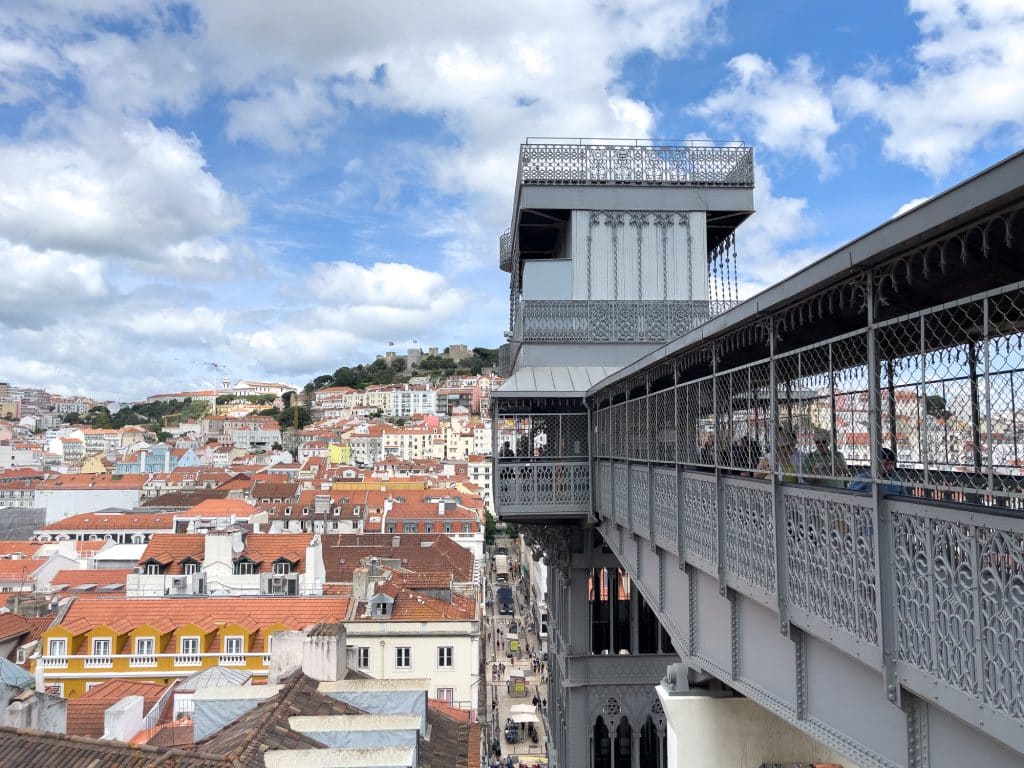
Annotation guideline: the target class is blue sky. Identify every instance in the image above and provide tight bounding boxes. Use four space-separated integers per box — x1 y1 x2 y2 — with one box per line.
2 0 1023 401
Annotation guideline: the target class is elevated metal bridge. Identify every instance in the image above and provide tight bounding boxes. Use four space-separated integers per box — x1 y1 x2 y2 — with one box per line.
493 142 1024 767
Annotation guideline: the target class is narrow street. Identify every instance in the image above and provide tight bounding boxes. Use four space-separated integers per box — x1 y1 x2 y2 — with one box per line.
483 536 549 768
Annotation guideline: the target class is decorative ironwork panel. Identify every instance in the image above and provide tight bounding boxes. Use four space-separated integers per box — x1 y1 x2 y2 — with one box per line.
784 491 878 645
613 462 629 526
516 300 712 344
723 482 776 597
978 526 1024 720
518 142 755 187
652 468 678 552
631 463 650 537
599 461 612 517
494 460 590 512
498 343 511 378
499 228 512 272
893 507 1024 723
681 473 717 568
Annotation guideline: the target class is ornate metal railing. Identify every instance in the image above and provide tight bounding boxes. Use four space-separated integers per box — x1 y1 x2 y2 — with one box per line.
518 142 754 187
499 228 513 272
513 300 735 344
585 197 1024 751
498 343 512 378
495 460 590 516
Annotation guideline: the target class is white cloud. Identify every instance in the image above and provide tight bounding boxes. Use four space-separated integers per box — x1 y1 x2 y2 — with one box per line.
226 79 338 151
0 240 108 328
892 196 931 218
0 117 246 273
734 165 819 295
692 53 839 174
0 0 729 398
835 0 1024 177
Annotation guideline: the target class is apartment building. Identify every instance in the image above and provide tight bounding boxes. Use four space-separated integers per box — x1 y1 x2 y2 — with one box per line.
35 594 350 698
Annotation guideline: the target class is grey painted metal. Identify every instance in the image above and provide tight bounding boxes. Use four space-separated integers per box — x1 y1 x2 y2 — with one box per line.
586 148 1024 394
500 228 512 272
518 142 754 187
493 145 1024 767
515 300 718 344
497 365 621 398
495 460 590 517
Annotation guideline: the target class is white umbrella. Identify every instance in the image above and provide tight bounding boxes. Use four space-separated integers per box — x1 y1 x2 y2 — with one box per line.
510 712 541 724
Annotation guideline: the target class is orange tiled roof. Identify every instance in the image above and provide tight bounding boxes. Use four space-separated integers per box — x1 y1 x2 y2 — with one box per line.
137 534 204 571
0 559 39 580
56 594 349 638
66 679 169 738
37 473 148 490
0 541 41 558
182 498 256 517
51 569 130 593
39 512 176 532
353 581 474 622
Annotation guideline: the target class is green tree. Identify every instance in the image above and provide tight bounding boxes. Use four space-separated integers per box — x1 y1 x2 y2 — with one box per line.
483 511 497 546
216 394 235 405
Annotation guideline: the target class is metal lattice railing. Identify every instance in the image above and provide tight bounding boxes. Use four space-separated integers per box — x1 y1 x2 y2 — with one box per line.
518 141 754 188
499 228 513 272
587 236 1024 737
515 300 719 344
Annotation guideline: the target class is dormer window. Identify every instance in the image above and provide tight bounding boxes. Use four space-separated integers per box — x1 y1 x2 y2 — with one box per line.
272 559 292 575
145 562 163 575
234 558 257 575
370 594 394 618
183 560 199 575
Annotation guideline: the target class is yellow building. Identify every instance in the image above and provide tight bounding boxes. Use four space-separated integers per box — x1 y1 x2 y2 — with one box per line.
327 442 352 465
36 594 350 699
79 453 108 474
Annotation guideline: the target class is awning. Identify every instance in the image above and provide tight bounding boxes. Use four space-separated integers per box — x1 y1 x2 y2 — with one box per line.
510 713 541 724
510 704 538 714
495 366 622 398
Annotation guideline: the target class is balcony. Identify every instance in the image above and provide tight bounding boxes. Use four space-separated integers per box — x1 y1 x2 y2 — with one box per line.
219 654 247 666
41 656 66 668
129 655 158 667
495 460 590 519
514 300 730 344
83 656 112 668
499 228 513 272
518 141 754 188
173 654 202 666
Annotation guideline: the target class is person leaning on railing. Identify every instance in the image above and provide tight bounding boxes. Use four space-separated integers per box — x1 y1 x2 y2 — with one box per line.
847 447 907 496
803 429 850 488
754 428 804 482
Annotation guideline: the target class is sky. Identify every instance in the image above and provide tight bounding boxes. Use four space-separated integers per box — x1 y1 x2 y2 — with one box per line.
2 0 1023 402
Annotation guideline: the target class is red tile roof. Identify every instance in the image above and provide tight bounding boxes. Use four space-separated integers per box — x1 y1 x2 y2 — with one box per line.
66 679 169 738
56 594 350 640
39 512 176 532
322 533 473 583
37 473 148 490
0 541 41 558
182 498 256 517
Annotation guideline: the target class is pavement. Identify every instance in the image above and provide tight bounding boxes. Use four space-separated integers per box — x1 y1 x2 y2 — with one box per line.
482 539 549 767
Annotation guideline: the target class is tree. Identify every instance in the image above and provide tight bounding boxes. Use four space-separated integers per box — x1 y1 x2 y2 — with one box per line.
216 394 235 405
484 511 497 546
313 375 333 389
925 395 953 420
62 412 80 424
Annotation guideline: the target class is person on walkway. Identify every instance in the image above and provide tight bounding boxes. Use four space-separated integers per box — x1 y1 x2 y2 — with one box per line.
803 428 850 487
754 428 804 482
848 447 907 496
